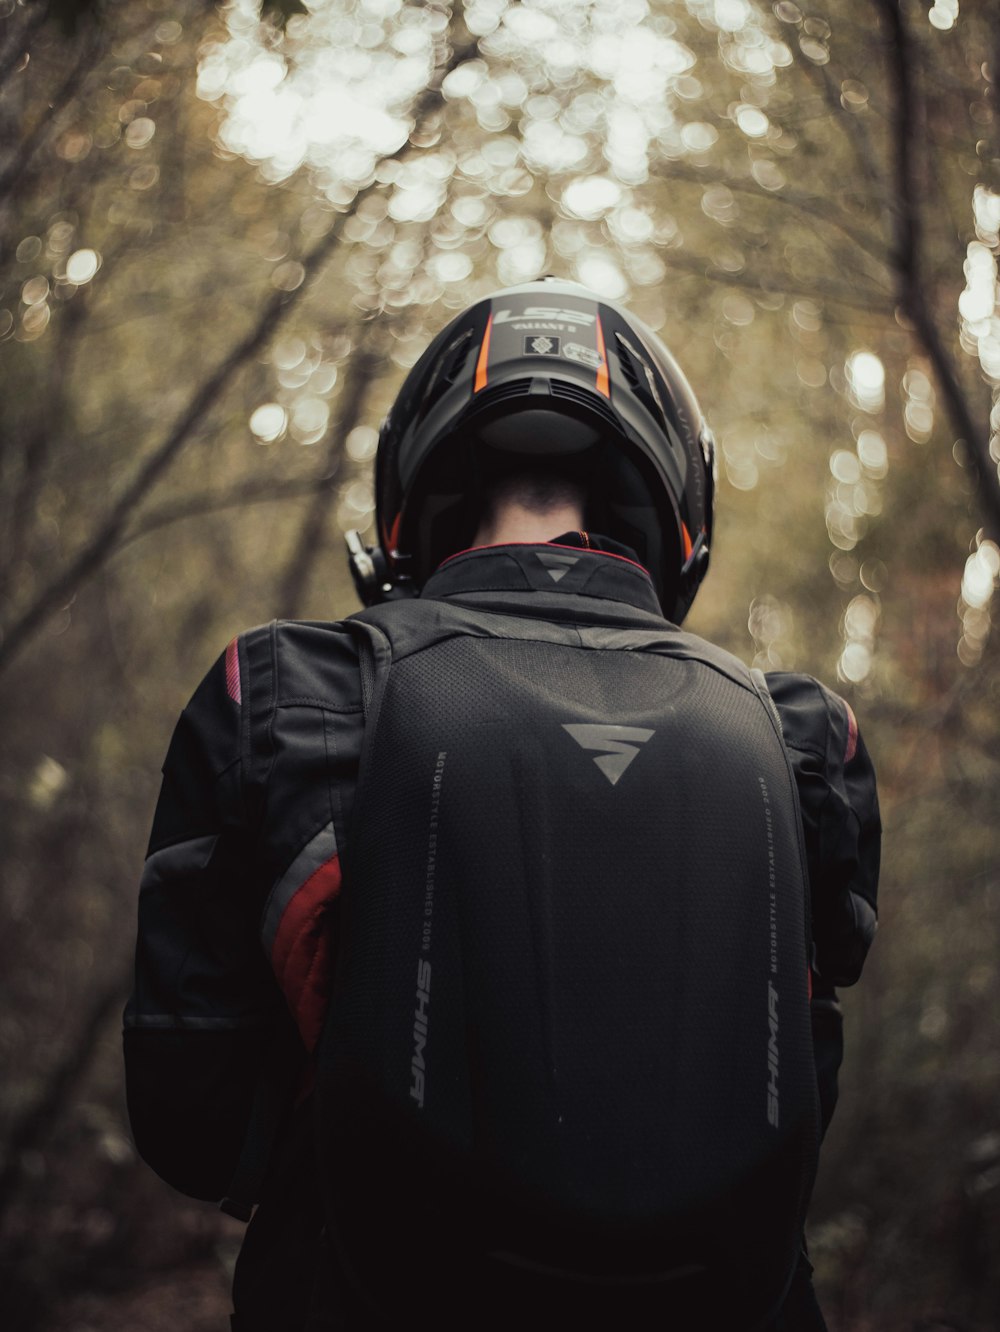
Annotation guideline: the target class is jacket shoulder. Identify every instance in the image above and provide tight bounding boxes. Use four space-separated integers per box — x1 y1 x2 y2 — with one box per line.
764 671 861 768
236 619 364 714
765 671 880 986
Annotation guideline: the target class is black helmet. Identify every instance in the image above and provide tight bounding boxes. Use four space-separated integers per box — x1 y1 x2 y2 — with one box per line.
347 277 716 622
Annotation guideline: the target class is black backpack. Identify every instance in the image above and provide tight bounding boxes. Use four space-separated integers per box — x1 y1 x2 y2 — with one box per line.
315 599 819 1329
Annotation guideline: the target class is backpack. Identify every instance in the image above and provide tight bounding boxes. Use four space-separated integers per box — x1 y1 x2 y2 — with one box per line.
314 599 819 1328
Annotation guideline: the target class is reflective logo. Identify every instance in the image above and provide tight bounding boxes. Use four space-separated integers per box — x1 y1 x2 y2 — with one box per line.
526 335 559 355
536 551 579 583
410 958 432 1110
563 341 602 370
562 723 655 786
494 305 596 326
767 979 779 1128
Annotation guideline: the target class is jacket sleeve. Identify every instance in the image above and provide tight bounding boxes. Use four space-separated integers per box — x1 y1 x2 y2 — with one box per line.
123 636 290 1201
766 671 881 987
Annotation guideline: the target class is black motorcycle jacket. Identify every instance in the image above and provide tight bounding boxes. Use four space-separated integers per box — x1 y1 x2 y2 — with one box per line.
124 537 880 1218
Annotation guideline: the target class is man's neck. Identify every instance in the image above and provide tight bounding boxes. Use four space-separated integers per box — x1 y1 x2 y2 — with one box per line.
472 502 585 548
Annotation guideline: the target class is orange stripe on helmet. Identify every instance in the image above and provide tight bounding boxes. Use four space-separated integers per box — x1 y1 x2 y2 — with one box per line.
681 522 693 561
474 313 493 392
595 314 610 397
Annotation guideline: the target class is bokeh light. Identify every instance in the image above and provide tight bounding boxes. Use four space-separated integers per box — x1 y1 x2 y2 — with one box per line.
959 192 1000 383
249 402 288 442
902 366 935 443
846 350 885 413
747 594 794 670
958 537 999 666
838 593 880 685
928 0 959 32
346 425 379 460
290 396 330 445
561 176 622 220
65 249 100 285
734 103 769 138
16 236 42 264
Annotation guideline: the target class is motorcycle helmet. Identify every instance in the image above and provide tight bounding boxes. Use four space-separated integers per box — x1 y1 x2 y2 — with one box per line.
346 277 716 623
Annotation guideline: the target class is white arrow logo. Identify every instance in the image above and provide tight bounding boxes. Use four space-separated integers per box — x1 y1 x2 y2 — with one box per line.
562 723 655 786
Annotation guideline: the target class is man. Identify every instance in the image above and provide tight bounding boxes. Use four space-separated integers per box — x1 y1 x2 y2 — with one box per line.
125 278 879 1329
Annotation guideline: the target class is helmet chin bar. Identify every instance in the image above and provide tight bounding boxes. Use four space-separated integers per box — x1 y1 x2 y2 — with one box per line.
345 530 415 607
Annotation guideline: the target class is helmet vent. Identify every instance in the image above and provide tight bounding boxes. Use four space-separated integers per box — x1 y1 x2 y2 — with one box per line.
441 331 473 383
416 330 474 423
615 333 668 433
549 379 619 428
616 344 643 394
465 377 533 416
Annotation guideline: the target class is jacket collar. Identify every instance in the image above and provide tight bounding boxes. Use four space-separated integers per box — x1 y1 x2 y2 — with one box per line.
420 535 664 620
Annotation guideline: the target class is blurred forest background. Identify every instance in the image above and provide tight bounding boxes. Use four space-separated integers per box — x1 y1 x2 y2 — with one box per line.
1 0 998 1327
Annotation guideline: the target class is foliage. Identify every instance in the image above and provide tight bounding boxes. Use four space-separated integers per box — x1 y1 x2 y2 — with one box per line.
0 1 998 1327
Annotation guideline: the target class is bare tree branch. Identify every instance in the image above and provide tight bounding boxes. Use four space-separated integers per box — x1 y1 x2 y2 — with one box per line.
0 290 89 602
785 18 888 201
657 246 896 317
876 0 1000 537
276 335 379 617
117 473 339 550
0 210 353 669
275 144 472 618
0 21 482 675
0 2 50 90
0 22 102 206
655 158 893 277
